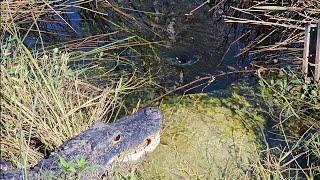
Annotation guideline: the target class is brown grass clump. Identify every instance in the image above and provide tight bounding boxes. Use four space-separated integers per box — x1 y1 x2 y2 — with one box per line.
225 0 319 63
0 42 141 167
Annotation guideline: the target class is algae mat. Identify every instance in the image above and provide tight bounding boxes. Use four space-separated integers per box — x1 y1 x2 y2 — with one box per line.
138 94 264 179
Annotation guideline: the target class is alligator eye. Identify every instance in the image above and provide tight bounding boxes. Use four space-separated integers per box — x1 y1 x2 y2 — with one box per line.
146 138 151 146
114 134 121 142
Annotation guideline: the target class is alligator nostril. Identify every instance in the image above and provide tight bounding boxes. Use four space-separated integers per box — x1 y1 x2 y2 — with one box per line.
146 138 151 146
114 134 121 142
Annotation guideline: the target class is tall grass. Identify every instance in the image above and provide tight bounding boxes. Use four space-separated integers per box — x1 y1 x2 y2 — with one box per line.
0 0 156 169
225 0 319 63
254 70 319 179
0 39 146 167
225 0 320 178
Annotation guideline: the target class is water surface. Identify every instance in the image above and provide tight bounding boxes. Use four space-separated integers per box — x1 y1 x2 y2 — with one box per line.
23 0 255 93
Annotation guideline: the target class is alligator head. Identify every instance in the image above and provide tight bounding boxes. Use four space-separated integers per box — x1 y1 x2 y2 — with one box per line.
0 107 164 179
92 106 164 166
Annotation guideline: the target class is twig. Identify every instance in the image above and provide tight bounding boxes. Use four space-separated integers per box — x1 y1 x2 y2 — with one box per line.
224 16 305 30
218 30 252 66
208 0 225 12
144 69 257 106
185 1 208 16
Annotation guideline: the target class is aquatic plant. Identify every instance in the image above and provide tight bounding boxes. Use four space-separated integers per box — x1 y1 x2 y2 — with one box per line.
224 0 320 178
255 70 319 179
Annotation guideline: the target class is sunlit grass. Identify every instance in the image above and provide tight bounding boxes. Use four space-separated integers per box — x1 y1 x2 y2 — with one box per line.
0 0 157 170
0 39 144 167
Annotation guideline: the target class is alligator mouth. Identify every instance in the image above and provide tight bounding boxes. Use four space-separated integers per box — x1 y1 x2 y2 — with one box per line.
118 131 161 163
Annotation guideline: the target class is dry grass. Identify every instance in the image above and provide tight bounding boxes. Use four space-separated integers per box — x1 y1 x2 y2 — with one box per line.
225 0 319 63
0 40 150 167
0 0 156 169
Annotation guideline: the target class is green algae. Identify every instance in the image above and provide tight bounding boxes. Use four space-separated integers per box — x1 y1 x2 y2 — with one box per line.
138 92 266 179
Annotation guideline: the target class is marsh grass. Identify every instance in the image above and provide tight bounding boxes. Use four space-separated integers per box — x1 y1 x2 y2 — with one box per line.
225 0 319 63
0 0 157 171
224 1 320 178
250 70 320 179
252 130 320 179
3 0 319 179
1 40 137 167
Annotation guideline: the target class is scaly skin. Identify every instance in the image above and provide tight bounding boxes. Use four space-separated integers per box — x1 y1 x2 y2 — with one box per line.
0 107 164 180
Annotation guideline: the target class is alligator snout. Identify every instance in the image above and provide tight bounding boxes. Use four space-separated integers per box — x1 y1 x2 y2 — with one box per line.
144 107 164 120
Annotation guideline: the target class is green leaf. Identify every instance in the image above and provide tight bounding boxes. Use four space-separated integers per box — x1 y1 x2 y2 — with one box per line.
59 158 69 170
69 164 76 173
207 0 216 5
270 79 274 85
286 85 293 92
77 158 88 170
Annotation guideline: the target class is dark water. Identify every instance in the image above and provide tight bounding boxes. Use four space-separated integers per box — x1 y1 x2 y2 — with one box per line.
23 0 255 93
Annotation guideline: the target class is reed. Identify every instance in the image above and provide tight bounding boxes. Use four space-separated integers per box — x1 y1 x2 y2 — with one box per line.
225 0 319 63
225 1 320 178
0 0 155 169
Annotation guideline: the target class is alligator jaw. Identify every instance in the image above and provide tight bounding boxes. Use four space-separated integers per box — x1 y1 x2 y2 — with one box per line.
119 131 161 163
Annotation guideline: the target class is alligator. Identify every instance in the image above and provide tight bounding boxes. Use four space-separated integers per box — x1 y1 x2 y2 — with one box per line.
0 107 164 179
